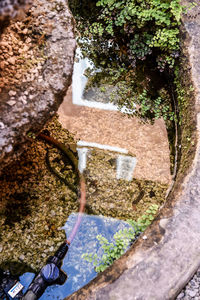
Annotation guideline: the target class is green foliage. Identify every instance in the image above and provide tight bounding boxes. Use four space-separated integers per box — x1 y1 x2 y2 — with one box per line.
82 204 159 272
27 131 36 139
137 90 174 121
129 203 159 231
116 87 174 121
69 0 186 122
89 66 174 121
77 0 183 68
129 33 153 61
70 0 184 68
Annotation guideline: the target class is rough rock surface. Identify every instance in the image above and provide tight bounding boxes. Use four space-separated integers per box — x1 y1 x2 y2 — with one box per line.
0 0 32 33
0 0 76 173
65 1 200 299
0 0 31 19
175 2 200 299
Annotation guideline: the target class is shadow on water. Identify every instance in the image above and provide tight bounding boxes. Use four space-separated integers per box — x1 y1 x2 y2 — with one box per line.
0 261 36 277
3 192 32 226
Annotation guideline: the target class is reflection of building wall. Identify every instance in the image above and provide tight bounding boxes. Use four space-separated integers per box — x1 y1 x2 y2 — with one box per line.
77 141 137 181
116 155 137 181
72 49 131 113
58 88 171 185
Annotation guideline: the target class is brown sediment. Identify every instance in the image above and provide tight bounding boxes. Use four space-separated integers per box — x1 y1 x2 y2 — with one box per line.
37 132 87 244
84 147 167 220
0 115 168 274
0 117 78 274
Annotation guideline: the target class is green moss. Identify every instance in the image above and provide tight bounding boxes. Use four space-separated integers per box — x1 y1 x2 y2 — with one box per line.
174 62 196 178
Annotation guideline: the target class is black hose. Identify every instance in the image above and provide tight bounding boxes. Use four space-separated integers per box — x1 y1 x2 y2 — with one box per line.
22 291 37 300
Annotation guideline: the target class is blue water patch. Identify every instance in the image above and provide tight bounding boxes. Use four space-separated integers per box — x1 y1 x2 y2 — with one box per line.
21 213 132 299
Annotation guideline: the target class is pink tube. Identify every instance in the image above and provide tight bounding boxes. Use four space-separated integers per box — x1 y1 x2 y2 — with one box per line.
67 178 86 244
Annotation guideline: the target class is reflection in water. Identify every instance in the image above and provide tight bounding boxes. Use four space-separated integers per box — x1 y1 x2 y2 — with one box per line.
20 214 132 299
116 155 137 181
58 48 171 184
77 147 88 174
72 48 93 106
0 45 172 300
77 141 137 181
72 48 131 113
77 140 128 154
57 45 171 297
58 44 171 220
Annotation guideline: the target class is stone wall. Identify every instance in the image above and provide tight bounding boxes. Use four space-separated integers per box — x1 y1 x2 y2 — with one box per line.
65 2 200 299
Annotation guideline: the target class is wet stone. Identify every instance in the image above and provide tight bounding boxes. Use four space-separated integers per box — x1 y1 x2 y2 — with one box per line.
19 254 25 261
177 264 200 300
7 100 16 106
187 290 197 297
177 292 185 299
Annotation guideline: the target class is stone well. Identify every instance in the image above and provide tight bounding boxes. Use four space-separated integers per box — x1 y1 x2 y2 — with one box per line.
65 2 200 299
